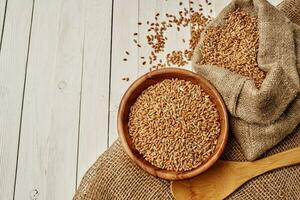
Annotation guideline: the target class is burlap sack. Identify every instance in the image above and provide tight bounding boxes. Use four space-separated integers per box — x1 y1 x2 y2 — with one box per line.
193 0 300 160
194 0 300 125
74 0 300 199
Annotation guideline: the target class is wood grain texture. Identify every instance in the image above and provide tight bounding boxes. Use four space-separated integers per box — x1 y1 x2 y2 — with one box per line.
14 0 85 199
109 0 139 145
0 0 33 199
118 68 228 180
171 147 300 200
77 0 112 186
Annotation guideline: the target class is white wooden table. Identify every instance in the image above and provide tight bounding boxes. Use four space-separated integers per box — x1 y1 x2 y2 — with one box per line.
0 0 281 199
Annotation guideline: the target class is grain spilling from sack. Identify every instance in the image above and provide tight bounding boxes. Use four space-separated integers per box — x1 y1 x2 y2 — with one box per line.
128 79 221 171
199 9 266 88
123 2 212 72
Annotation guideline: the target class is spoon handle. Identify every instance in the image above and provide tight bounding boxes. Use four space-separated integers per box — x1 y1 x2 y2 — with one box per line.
252 147 300 176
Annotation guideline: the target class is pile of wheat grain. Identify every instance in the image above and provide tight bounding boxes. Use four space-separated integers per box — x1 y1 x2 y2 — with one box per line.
128 79 221 171
200 8 265 88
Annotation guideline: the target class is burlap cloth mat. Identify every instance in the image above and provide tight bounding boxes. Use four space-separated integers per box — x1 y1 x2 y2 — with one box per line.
74 0 300 199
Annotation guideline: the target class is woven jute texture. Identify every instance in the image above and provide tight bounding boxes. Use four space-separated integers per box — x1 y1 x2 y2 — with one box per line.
74 0 300 199
278 0 300 25
193 0 300 160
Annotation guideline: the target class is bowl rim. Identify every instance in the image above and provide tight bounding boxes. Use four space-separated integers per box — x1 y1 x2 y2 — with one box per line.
117 68 229 180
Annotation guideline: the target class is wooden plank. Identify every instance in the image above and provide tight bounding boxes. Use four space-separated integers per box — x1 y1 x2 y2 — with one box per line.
109 0 139 145
268 0 283 6
0 0 7 44
14 0 85 199
0 0 33 199
108 110 118 145
77 0 112 185
213 0 230 16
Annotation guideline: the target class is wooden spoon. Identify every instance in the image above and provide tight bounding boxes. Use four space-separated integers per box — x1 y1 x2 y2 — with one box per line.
171 147 300 200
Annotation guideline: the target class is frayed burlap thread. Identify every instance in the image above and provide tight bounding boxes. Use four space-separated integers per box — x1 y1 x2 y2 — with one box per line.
74 0 300 199
193 0 300 160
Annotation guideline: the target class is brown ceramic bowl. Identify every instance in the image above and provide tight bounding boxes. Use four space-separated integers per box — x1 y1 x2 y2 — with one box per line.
117 68 228 180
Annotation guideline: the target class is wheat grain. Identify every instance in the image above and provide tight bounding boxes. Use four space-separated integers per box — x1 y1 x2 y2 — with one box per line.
200 9 265 88
128 79 221 171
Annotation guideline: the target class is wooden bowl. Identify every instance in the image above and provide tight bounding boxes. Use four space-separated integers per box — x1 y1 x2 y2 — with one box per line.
117 68 228 180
